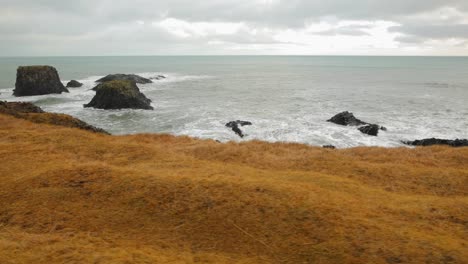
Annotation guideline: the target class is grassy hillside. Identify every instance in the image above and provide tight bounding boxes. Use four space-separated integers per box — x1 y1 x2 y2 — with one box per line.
0 113 467 263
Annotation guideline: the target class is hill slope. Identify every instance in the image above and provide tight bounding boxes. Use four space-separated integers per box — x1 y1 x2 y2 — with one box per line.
0 113 467 263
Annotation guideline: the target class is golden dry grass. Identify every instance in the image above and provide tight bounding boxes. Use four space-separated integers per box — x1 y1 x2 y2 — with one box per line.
0 113 467 263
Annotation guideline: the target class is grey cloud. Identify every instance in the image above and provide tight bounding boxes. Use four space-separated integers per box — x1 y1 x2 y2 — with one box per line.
315 25 371 36
2 0 468 55
390 23 468 40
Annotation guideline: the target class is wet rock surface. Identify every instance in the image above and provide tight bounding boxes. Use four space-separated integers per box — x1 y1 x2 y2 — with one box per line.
328 111 386 136
358 124 381 136
327 111 368 126
226 120 252 138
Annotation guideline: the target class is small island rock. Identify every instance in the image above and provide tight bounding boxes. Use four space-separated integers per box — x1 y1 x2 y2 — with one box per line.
84 80 153 110
66 80 83 88
96 74 152 84
13 66 69 96
327 111 368 126
358 124 380 136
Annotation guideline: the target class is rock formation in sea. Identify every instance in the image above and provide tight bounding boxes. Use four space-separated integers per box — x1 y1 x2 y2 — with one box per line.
96 74 152 84
403 138 468 147
226 120 252 138
327 111 368 126
150 75 166 80
84 80 153 110
358 124 380 136
328 111 386 136
66 80 83 88
13 66 69 96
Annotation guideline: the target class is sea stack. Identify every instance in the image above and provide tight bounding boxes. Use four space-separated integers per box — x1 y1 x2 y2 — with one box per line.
13 66 69 96
84 80 153 110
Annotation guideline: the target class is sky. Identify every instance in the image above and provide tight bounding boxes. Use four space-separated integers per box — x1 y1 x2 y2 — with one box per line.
1 0 468 56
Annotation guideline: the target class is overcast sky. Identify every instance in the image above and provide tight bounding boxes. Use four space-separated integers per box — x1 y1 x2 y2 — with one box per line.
1 0 468 56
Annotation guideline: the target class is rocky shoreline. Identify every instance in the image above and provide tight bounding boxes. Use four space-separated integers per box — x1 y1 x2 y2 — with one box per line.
4 65 468 148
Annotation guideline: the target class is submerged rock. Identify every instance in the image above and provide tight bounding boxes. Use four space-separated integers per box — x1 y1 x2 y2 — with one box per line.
96 74 152 84
226 120 252 138
358 124 380 136
13 66 69 96
84 80 153 110
327 111 367 126
403 138 468 147
150 75 166 80
66 80 83 88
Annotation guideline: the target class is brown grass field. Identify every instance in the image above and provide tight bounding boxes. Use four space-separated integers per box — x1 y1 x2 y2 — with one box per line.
0 112 467 263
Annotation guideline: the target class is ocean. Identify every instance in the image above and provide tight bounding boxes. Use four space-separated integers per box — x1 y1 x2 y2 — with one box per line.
1 56 467 148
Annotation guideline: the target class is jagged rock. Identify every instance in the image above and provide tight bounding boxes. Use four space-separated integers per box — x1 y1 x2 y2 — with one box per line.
0 101 108 134
84 80 153 110
96 74 152 84
328 111 387 136
66 80 83 88
226 120 252 138
13 66 69 96
358 124 380 136
327 111 368 126
403 138 468 147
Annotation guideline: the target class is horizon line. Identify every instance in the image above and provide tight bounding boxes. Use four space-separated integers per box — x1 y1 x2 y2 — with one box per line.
1 54 468 58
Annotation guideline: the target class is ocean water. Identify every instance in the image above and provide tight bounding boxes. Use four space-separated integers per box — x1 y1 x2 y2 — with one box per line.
1 56 467 148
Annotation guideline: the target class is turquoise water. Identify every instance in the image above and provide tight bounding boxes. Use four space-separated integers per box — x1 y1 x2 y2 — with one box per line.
1 56 467 147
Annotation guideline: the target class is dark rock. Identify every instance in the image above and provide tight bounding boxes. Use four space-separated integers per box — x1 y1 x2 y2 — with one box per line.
403 138 468 147
66 80 83 88
328 111 387 136
327 111 368 126
0 101 108 134
13 66 69 96
226 120 252 128
96 74 152 84
150 75 167 80
358 124 380 136
226 120 252 138
322 145 336 149
84 80 153 110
